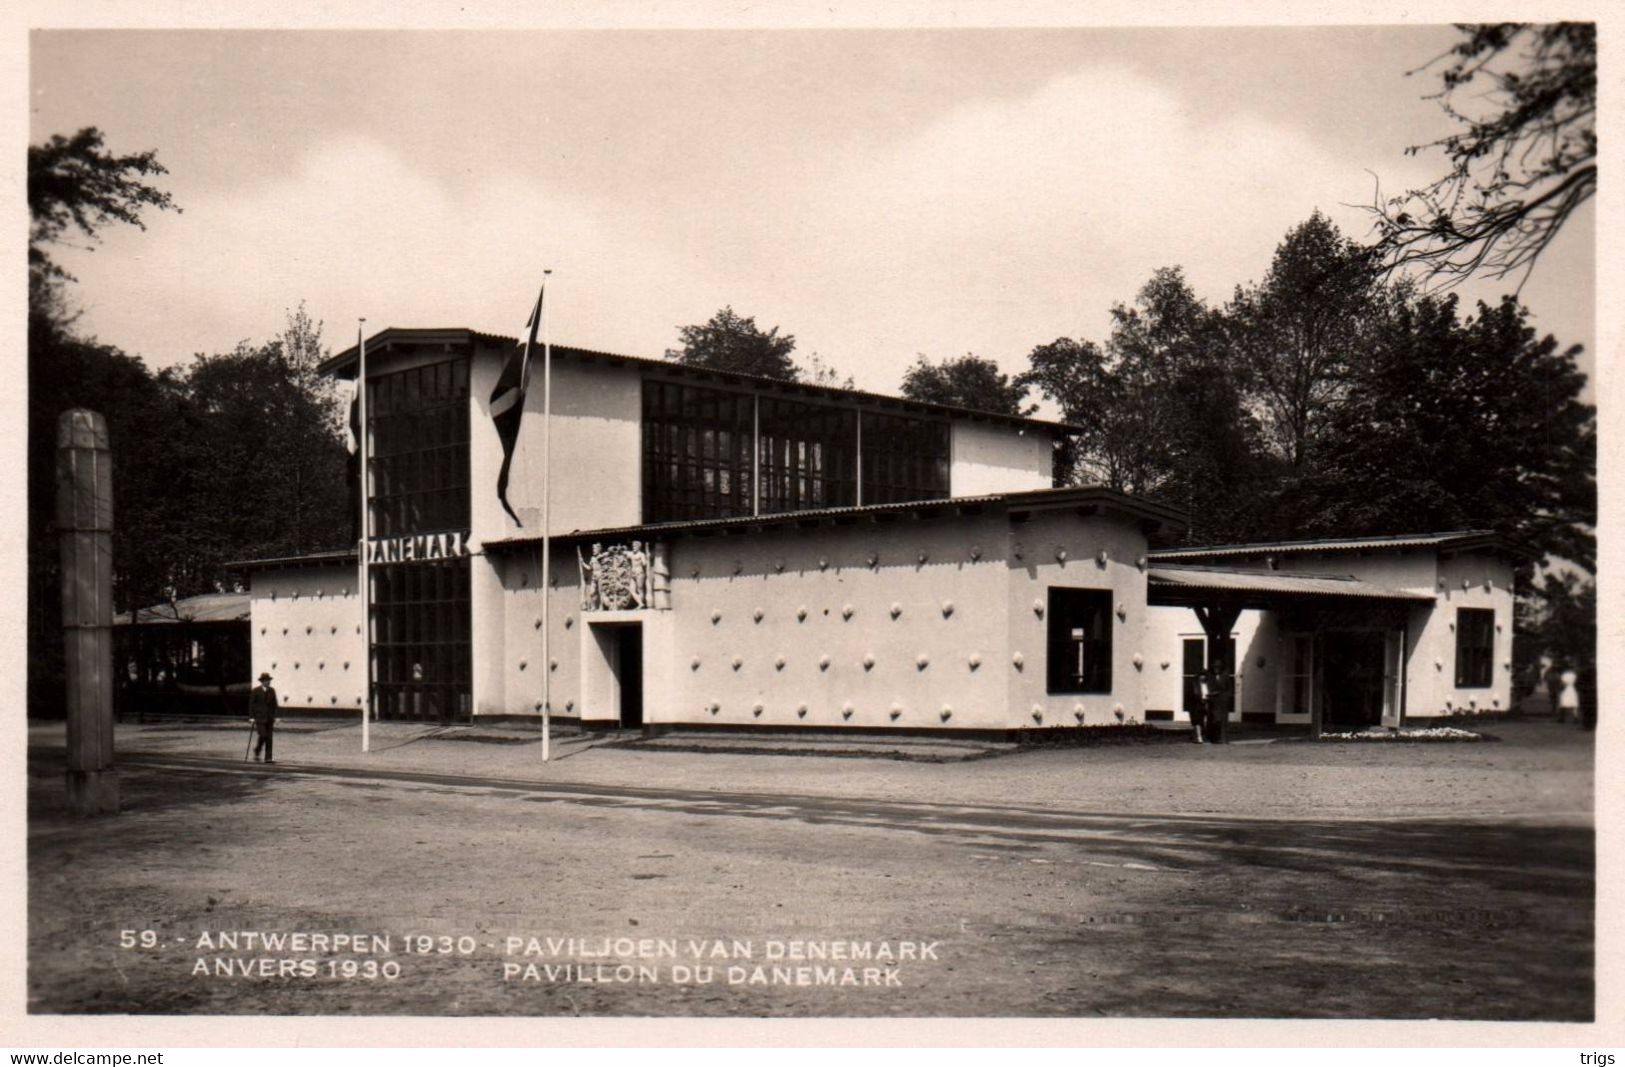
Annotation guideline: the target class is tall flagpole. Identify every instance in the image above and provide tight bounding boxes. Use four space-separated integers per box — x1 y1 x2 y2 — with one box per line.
358 320 372 754
541 271 553 763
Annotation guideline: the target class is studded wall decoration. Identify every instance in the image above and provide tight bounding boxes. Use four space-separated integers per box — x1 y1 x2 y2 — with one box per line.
732 560 743 575
691 565 701 578
1435 658 1444 670
519 660 528 671
1055 546 1068 562
1012 542 1023 560
1484 578 1494 590
862 653 876 670
549 659 558 672
1461 578 1471 590
1012 651 1024 669
1032 598 1044 618
306 626 313 635
709 702 720 715
941 600 954 617
318 661 325 670
797 704 808 718
797 605 808 621
1096 549 1109 568
968 653 981 670
916 653 929 670
842 604 854 620
282 628 289 635
1136 556 1148 572
732 656 743 671
565 700 575 712
775 655 786 670
293 662 300 670
917 550 929 564
343 662 350 670
774 559 785 573
866 552 879 569
1132 653 1144 670
711 609 722 624
753 703 764 717
565 615 574 629
691 656 702 670
330 625 338 635
753 607 764 623
261 627 266 635
271 662 277 669
819 557 829 571
356 625 362 634
1074 704 1086 723
1437 578 1447 590
889 602 902 619
969 545 982 561
1115 601 1127 621
1031 705 1043 724
1160 660 1170 670
1113 703 1124 718
940 706 952 722
819 654 831 671
842 702 854 720
889 703 902 721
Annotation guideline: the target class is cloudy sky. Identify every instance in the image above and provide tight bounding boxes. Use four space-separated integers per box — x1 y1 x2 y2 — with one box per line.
29 23 1596 400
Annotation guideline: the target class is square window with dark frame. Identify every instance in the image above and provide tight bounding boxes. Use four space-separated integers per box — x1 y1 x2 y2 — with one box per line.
1455 607 1495 689
1047 587 1112 694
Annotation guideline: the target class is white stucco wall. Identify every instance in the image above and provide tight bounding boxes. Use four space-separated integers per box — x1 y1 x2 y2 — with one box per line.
248 565 366 712
1408 550 1515 717
469 352 643 546
950 422 1054 498
1003 511 1152 727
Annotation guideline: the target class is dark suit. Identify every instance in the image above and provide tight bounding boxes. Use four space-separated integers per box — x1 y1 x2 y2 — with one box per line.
250 684 278 762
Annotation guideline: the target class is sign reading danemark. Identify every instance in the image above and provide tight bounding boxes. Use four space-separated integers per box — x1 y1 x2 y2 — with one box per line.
367 530 471 565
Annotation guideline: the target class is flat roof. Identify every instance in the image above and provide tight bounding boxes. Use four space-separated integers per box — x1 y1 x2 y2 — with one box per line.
322 326 1079 434
114 591 253 625
485 485 1188 552
1147 564 1433 603
1150 530 1512 562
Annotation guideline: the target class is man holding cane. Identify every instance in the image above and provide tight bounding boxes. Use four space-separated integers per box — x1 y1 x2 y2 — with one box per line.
249 671 279 764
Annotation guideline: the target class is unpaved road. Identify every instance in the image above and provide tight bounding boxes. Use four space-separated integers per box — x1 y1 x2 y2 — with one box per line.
27 720 1592 1018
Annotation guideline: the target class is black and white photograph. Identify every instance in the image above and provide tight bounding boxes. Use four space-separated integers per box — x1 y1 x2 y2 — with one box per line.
11 2 1613 1048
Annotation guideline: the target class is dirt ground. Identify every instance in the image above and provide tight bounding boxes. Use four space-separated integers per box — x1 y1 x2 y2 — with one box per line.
26 718 1593 1019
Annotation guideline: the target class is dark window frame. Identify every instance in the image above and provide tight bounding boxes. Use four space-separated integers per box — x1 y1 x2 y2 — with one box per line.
1455 607 1495 689
366 356 470 538
1046 587 1113 695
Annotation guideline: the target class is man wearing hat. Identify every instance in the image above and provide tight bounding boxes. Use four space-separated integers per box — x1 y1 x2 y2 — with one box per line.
249 671 279 764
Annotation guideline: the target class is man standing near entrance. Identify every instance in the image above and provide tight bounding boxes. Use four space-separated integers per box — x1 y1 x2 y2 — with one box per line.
249 671 278 763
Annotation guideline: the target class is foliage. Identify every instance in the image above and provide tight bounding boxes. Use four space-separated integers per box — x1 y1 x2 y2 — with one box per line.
1226 211 1382 469
665 306 800 380
900 353 1035 417
1021 269 1267 542
1514 569 1595 703
1367 22 1596 287
799 351 855 390
28 127 179 316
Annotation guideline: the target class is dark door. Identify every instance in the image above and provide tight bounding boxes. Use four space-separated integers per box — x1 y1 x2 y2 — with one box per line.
616 625 644 728
1322 631 1386 729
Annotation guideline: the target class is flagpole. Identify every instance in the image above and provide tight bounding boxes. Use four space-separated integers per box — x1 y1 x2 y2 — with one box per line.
357 319 372 754
541 270 553 763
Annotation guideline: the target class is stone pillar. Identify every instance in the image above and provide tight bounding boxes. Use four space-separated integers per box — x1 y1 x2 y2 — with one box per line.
57 409 118 815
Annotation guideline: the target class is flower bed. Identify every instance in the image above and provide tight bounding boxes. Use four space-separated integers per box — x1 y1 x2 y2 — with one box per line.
1318 726 1490 742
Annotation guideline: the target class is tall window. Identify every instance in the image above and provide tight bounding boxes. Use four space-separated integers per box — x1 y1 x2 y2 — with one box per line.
642 382 754 523
759 398 857 514
1282 634 1314 715
370 557 471 722
1455 608 1494 688
860 412 950 505
1046 587 1113 694
367 358 470 538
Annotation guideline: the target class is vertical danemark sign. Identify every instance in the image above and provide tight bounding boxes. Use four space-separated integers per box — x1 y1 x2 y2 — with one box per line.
357 320 371 754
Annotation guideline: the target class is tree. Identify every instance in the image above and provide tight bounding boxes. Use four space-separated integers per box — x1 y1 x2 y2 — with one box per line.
1367 23 1596 287
1020 268 1267 543
799 351 855 390
1226 212 1382 470
28 126 179 318
665 306 799 380
900 353 1035 416
1305 292 1595 568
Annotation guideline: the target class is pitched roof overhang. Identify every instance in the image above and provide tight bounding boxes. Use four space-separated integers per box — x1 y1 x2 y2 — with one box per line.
1147 563 1435 610
1149 530 1526 563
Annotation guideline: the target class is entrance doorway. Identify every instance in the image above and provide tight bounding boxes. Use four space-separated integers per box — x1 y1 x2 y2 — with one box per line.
1322 631 1387 729
590 622 644 728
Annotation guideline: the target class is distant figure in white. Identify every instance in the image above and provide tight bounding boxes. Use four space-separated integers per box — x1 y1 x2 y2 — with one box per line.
1557 668 1580 725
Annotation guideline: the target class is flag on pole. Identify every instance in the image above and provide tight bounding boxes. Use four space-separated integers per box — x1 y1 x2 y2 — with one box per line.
490 285 545 526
